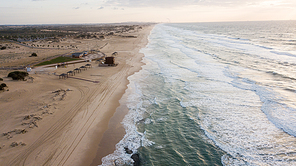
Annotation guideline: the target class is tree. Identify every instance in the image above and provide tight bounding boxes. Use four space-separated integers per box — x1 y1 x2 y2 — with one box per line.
30 53 37 57
0 83 6 90
8 71 29 81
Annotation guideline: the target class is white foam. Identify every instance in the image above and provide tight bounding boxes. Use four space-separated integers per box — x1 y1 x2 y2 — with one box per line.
101 23 296 165
100 43 157 166
158 23 296 165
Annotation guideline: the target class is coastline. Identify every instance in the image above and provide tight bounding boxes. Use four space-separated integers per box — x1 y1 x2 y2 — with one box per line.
86 25 154 166
0 25 154 166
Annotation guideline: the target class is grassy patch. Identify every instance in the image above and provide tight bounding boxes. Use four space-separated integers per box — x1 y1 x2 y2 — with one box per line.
35 56 80 66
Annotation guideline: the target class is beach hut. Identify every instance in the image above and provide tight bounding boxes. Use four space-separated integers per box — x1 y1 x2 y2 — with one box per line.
105 57 115 65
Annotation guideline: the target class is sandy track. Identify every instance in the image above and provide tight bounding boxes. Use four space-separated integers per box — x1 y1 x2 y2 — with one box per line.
0 25 154 166
6 62 129 166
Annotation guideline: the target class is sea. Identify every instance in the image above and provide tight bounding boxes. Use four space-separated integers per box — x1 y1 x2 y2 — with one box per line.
100 21 296 166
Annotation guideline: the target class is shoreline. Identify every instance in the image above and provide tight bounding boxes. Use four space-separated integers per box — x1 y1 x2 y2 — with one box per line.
88 25 154 166
0 25 154 166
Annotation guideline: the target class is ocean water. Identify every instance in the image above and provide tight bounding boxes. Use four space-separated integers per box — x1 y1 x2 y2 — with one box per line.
100 21 296 166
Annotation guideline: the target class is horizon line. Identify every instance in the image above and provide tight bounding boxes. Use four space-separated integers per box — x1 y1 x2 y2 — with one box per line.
1 19 295 26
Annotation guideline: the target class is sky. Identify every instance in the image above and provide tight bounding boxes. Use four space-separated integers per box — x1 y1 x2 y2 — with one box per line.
0 0 296 25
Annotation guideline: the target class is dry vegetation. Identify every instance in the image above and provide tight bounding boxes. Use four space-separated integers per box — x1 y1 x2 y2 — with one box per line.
0 23 148 68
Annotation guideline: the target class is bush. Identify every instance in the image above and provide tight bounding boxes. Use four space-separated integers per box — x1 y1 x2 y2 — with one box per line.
7 71 28 80
1 46 6 50
0 83 6 90
0 78 3 81
30 53 37 57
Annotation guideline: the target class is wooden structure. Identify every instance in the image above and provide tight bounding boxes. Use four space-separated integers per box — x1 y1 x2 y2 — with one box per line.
85 64 92 68
99 56 118 67
74 68 81 73
67 71 75 76
80 66 87 71
105 57 115 66
59 73 68 79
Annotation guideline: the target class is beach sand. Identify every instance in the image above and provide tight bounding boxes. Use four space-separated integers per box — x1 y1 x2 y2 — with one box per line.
0 25 154 166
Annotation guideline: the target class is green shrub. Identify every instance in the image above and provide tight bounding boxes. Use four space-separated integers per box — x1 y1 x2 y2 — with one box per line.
30 53 37 57
7 71 28 80
0 83 6 90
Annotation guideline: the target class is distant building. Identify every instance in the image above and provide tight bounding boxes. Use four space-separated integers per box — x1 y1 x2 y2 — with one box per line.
72 51 88 58
26 67 32 72
99 56 117 67
105 57 115 65
72 52 84 58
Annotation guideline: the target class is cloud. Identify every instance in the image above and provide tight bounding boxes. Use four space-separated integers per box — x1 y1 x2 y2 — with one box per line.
104 0 280 8
111 7 125 10
98 6 104 10
105 0 197 8
73 7 80 9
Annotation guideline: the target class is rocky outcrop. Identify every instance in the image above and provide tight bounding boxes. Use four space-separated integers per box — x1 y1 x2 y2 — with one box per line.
131 154 140 166
124 147 140 166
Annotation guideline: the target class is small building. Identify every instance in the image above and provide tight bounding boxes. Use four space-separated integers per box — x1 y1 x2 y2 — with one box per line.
105 57 115 65
26 67 32 72
99 56 117 67
72 51 88 58
72 52 84 58
83 51 88 56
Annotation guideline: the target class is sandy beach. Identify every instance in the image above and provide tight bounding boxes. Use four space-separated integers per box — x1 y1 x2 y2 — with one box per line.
0 25 154 166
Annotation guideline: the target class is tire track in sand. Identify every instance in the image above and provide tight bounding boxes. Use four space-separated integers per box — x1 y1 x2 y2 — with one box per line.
55 64 128 166
7 85 88 166
7 64 129 166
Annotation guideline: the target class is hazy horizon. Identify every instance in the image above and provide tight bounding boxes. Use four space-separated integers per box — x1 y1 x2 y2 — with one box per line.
1 20 295 26
1 0 295 25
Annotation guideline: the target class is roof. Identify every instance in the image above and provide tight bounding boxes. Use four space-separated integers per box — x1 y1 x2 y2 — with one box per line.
72 52 83 56
72 52 84 58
